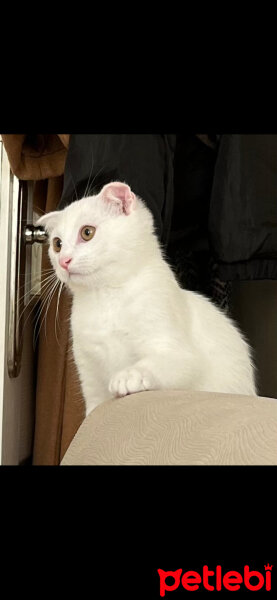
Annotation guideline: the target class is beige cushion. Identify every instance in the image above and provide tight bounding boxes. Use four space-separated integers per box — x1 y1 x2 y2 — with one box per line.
61 390 277 465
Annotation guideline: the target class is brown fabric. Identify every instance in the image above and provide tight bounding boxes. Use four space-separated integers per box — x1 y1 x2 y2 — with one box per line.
1 134 70 180
32 177 85 465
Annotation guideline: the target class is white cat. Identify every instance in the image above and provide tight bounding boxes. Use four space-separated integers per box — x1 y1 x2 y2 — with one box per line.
37 181 256 416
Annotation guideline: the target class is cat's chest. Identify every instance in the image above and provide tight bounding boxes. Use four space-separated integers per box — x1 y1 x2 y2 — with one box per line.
71 290 133 341
71 290 137 370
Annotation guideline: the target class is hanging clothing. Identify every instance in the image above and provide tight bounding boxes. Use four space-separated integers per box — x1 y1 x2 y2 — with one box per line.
167 134 228 307
209 134 277 281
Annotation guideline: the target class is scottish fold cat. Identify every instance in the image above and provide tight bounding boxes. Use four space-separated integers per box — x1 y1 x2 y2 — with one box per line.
37 181 256 416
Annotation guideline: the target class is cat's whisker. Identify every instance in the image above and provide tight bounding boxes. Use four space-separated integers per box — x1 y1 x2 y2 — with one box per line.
18 275 58 334
55 281 64 347
34 278 60 348
83 155 104 198
21 278 59 345
83 152 99 199
18 273 57 322
84 165 106 198
34 206 48 216
68 168 79 202
18 272 57 304
16 269 55 294
85 168 106 198
33 293 51 349
16 271 51 294
32 278 59 347
44 279 60 341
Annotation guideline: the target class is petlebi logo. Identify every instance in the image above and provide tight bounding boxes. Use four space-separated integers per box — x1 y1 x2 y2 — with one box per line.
157 564 273 594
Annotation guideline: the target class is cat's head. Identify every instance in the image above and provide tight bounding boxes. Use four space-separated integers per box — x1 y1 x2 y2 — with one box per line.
36 181 155 291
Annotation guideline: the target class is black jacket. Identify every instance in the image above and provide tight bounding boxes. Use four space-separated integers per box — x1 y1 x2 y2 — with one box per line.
60 134 277 286
209 134 277 281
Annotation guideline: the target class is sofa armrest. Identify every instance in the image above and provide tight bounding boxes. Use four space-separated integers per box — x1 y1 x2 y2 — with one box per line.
61 390 277 465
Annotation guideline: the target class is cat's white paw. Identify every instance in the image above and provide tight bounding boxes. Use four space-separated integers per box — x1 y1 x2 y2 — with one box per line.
109 367 154 398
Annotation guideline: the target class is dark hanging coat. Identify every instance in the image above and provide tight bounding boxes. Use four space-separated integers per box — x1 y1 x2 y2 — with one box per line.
60 134 277 296
61 133 277 283
209 134 277 281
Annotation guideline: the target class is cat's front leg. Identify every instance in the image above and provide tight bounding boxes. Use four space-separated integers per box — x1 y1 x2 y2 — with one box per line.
109 351 195 399
109 366 156 398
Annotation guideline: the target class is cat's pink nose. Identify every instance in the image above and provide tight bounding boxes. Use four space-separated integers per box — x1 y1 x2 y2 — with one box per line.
59 257 72 270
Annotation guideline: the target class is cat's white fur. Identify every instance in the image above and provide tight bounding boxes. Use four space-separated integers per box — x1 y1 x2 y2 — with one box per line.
37 181 256 416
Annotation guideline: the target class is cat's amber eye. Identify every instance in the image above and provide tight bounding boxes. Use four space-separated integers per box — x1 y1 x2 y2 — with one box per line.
81 226 96 241
53 237 62 253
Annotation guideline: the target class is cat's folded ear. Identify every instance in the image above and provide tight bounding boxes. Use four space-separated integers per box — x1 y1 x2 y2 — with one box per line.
35 211 59 233
100 182 136 216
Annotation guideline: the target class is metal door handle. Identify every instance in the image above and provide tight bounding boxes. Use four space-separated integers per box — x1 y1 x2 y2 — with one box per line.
24 224 48 245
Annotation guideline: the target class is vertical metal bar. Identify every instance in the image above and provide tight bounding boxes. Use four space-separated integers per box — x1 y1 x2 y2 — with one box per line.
7 180 28 378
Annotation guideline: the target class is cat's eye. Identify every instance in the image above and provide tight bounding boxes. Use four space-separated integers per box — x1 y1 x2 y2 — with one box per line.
53 237 62 253
81 226 96 241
